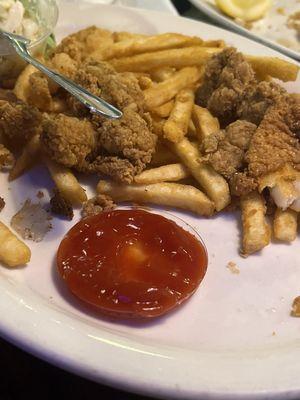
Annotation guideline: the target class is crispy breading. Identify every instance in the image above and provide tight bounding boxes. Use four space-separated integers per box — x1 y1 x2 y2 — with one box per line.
246 100 300 177
0 100 41 149
204 120 256 179
50 188 74 220
85 155 141 183
41 114 97 168
0 143 14 170
81 194 115 218
50 53 78 79
28 72 53 111
237 81 288 125
229 172 258 197
0 197 5 212
196 47 255 126
98 107 156 167
285 100 300 138
0 89 17 102
195 48 294 130
85 63 145 112
209 140 244 179
226 120 257 150
54 26 113 62
40 59 156 183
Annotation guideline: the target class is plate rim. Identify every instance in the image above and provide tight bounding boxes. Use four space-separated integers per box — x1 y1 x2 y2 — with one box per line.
188 0 300 61
1 3 300 399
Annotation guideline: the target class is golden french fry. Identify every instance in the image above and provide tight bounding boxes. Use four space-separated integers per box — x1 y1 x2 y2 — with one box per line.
187 120 197 138
273 208 298 242
202 39 226 48
112 31 148 42
240 192 271 256
144 67 203 109
152 117 166 137
246 55 299 82
13 64 37 102
44 157 87 205
150 141 179 166
111 46 220 72
0 221 31 267
9 134 41 181
97 180 214 216
152 100 174 118
151 67 175 82
134 163 190 184
99 33 204 60
169 138 230 211
192 105 220 142
163 89 194 143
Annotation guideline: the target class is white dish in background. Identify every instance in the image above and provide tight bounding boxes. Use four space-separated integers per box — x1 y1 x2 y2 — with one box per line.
189 0 300 60
1 3 300 400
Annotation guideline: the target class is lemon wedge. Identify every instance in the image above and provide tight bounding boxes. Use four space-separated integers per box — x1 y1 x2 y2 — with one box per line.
215 0 272 21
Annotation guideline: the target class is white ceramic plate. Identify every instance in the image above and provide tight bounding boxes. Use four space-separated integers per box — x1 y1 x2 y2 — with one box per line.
189 0 300 60
57 0 178 15
1 4 300 399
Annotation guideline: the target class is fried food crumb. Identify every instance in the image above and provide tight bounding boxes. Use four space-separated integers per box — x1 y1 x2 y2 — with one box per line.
287 11 300 33
81 194 115 218
291 296 300 317
0 144 14 170
227 261 240 274
276 7 286 15
36 191 44 199
0 197 5 212
50 189 74 220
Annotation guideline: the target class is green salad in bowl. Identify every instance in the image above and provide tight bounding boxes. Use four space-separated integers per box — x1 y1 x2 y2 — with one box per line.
0 0 58 81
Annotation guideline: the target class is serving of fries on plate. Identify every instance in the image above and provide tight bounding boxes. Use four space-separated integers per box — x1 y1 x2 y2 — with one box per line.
0 25 299 268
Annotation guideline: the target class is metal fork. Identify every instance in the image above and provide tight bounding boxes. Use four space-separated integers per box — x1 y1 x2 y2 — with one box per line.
0 30 122 119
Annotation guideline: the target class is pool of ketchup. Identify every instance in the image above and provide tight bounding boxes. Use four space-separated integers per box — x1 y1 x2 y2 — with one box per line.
57 210 208 319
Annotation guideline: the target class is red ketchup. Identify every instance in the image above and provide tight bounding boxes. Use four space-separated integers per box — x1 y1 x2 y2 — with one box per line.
57 210 208 319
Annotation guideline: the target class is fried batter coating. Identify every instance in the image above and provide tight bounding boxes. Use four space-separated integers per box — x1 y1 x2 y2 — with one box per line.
0 144 14 170
225 120 257 150
0 89 17 102
237 81 287 125
204 120 256 179
209 140 244 179
195 48 293 129
81 194 115 218
41 114 97 168
229 172 257 197
98 107 156 166
0 100 41 149
28 72 53 111
246 100 300 177
85 63 145 112
50 53 77 79
0 197 5 212
34 54 156 183
85 155 140 183
50 188 74 220
196 47 255 126
285 100 300 138
54 26 113 62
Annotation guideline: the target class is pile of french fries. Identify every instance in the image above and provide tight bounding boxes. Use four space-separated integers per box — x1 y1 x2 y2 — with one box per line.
0 28 299 267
